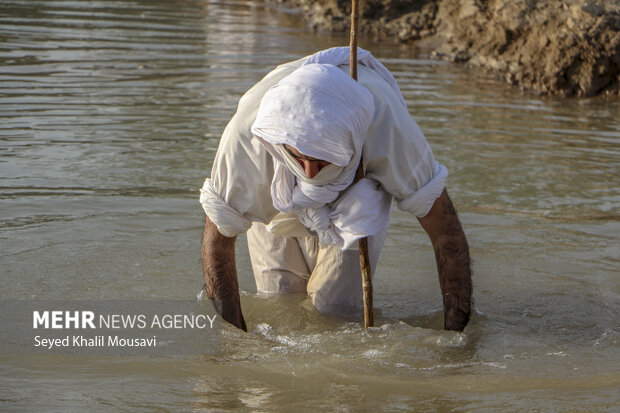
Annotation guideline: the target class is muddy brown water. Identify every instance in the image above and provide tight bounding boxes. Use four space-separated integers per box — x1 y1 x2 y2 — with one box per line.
1 0 619 411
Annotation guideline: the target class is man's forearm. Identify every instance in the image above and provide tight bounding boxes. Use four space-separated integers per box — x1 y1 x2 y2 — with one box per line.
201 216 247 331
434 226 471 331
418 190 472 331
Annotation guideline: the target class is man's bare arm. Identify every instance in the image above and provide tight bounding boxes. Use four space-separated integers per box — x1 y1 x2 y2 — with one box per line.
201 215 247 331
417 189 472 331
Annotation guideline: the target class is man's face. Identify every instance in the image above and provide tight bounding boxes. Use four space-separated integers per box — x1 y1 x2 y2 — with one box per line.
283 145 331 179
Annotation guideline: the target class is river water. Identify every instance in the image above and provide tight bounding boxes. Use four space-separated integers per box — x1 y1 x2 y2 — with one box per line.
1 0 618 411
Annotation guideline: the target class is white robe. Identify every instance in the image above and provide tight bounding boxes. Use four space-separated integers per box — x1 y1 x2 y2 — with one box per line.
200 52 447 240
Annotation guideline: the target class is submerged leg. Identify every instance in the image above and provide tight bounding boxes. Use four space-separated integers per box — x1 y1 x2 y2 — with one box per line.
246 222 316 294
307 226 387 316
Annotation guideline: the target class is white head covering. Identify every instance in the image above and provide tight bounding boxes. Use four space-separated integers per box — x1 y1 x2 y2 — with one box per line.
252 62 373 210
251 47 396 249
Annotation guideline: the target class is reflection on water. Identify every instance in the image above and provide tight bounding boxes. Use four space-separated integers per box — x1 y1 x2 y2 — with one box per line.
1 0 619 411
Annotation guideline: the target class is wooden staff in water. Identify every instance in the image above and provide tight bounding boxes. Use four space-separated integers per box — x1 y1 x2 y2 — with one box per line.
349 0 374 329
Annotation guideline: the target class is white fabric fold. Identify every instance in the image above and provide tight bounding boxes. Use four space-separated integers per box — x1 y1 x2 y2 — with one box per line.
396 161 448 217
199 178 252 237
265 212 313 238
303 46 407 108
289 178 392 250
325 178 392 250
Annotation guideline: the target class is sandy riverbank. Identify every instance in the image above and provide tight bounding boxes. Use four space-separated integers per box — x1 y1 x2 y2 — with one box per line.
269 0 620 97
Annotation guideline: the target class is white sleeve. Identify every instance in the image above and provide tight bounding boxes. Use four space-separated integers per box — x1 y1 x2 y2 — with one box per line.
200 62 301 236
358 66 447 218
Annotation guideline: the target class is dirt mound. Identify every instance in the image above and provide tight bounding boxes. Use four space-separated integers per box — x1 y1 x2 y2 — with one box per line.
269 0 620 97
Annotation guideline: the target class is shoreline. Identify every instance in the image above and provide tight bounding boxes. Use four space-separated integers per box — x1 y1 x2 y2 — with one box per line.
269 0 620 98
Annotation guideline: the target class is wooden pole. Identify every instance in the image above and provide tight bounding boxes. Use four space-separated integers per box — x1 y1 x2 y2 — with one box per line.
350 0 374 328
349 1 358 81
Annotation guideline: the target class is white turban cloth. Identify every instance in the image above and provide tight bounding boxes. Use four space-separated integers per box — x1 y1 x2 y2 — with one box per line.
251 47 398 250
